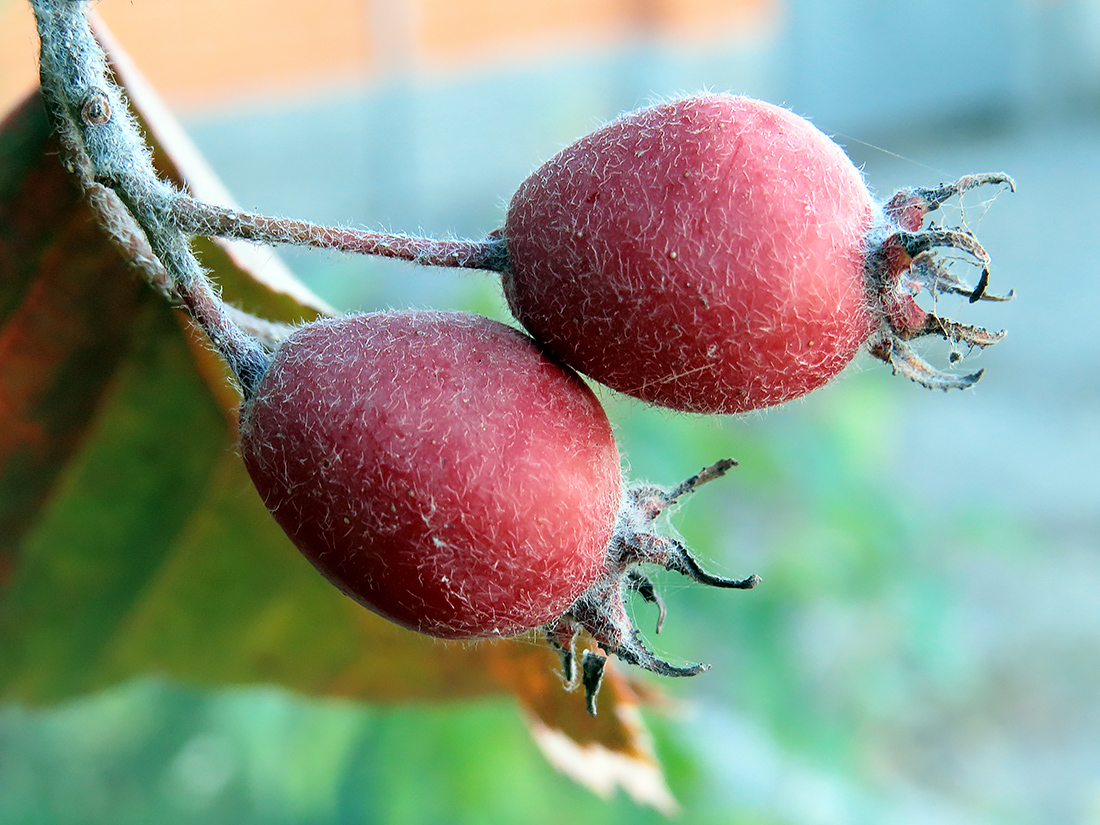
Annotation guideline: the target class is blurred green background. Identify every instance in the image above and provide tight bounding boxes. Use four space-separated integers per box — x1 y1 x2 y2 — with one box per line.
3 0 1099 823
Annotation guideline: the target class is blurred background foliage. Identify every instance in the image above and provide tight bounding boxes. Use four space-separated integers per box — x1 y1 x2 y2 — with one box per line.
2 0 1099 823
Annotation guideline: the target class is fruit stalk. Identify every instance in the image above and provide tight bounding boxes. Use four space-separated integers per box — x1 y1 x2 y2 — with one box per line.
31 0 270 395
171 194 510 273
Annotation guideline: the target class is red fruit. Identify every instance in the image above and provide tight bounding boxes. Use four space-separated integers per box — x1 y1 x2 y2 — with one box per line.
239 311 621 639
238 310 759 711
503 94 1011 414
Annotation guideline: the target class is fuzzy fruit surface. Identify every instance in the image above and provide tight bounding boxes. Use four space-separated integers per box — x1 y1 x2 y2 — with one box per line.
503 94 877 414
239 311 621 639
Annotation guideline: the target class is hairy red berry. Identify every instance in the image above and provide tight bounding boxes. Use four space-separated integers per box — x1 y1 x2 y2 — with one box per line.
503 94 1011 414
238 310 759 711
239 311 621 639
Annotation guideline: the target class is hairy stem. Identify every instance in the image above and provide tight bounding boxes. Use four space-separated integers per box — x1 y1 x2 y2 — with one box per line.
31 0 270 396
170 194 510 272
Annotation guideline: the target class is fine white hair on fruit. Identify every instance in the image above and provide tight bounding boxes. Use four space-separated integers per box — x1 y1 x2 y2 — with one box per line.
502 93 1009 412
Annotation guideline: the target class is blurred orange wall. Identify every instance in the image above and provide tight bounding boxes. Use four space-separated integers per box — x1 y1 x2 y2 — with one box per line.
2 0 775 115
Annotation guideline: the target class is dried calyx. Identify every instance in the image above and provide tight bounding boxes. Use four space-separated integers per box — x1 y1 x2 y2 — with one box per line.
865 173 1015 391
545 459 760 715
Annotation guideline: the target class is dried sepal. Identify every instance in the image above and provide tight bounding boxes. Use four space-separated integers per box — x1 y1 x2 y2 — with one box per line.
884 173 1016 230
869 335 984 392
545 460 759 715
866 173 1014 391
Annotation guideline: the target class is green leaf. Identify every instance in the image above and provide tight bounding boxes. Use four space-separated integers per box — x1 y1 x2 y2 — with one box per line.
0 93 148 584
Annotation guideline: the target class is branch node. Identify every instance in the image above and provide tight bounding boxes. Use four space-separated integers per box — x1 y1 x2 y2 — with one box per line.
80 90 111 125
